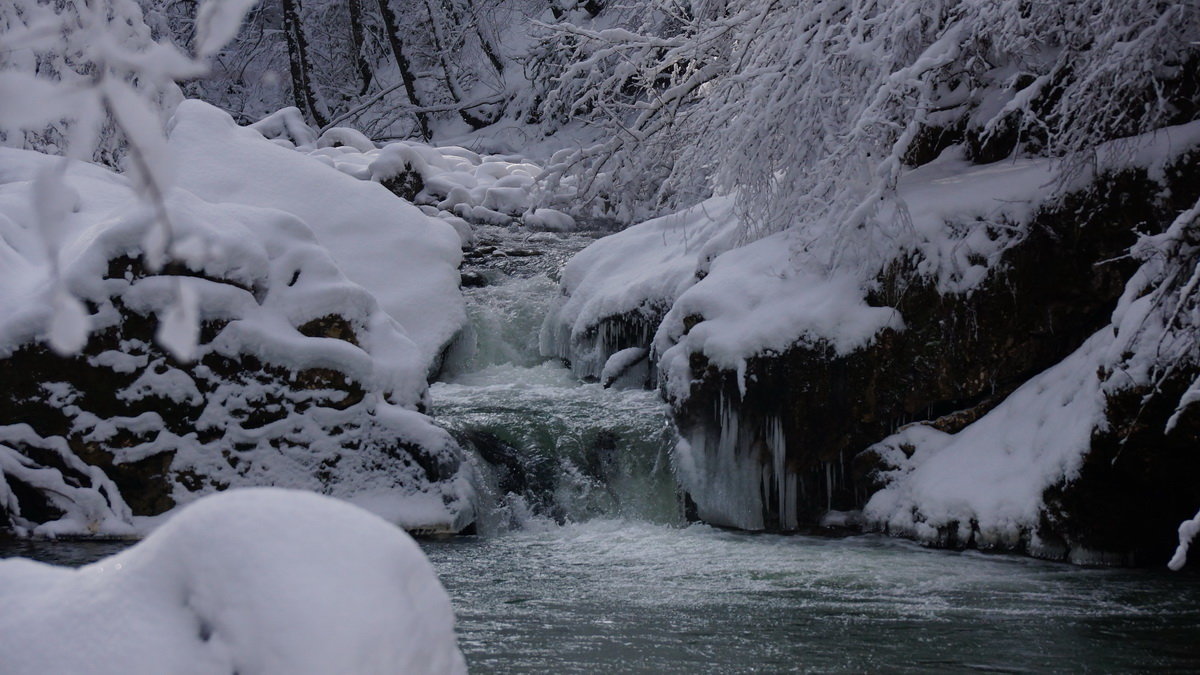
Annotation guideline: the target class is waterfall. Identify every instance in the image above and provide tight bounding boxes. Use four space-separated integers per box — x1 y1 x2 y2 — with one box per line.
429 225 683 533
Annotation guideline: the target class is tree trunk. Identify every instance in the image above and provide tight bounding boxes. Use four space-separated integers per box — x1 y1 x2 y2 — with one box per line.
425 0 494 130
451 0 505 76
280 0 328 127
377 0 432 140
347 0 373 96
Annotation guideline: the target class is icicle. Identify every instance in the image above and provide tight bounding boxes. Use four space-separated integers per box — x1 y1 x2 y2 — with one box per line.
825 462 833 513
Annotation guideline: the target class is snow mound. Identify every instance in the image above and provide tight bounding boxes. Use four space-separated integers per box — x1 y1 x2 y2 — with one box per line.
0 489 466 675
167 100 467 371
540 196 742 379
248 112 579 236
862 331 1110 553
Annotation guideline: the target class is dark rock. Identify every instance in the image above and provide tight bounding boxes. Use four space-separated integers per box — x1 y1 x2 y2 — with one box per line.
460 271 488 288
297 315 360 346
378 167 424 202
667 150 1200 553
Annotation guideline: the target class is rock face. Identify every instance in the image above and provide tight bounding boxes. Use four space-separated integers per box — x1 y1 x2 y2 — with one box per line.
677 156 1198 533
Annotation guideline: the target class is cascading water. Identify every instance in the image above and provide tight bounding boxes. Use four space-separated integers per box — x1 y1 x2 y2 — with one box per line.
430 226 683 533
417 224 1200 672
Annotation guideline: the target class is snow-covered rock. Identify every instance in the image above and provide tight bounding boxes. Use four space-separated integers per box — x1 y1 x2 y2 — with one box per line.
545 123 1200 562
0 489 467 674
862 331 1110 556
0 120 474 536
167 100 467 372
540 196 742 380
248 113 580 238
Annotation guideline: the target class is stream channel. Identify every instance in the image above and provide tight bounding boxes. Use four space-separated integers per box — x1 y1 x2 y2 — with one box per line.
4 225 1200 672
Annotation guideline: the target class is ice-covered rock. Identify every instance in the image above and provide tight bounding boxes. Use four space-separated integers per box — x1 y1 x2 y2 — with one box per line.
0 489 467 674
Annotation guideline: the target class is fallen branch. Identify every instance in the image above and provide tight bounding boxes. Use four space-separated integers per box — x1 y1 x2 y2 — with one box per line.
320 88 506 135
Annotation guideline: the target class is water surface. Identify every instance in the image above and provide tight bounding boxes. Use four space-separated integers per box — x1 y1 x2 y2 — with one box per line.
422 522 1200 673
5 224 1198 672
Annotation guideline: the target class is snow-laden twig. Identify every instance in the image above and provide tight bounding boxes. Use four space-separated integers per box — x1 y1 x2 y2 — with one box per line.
0 0 259 359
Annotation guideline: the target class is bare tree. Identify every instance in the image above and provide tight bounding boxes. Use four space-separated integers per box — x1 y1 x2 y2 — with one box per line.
377 0 432 140
346 0 374 95
281 0 328 126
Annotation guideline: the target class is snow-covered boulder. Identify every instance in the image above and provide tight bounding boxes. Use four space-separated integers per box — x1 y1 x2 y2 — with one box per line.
861 331 1111 559
0 489 467 674
0 139 473 536
167 100 467 373
540 196 742 381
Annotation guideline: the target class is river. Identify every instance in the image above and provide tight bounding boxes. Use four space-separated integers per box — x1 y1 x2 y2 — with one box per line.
426 224 1200 672
3 224 1199 672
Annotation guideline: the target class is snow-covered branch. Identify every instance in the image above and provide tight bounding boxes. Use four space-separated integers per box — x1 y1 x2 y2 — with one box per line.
533 0 1200 262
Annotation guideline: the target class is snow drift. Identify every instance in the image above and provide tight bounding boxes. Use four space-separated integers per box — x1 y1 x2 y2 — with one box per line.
0 489 467 674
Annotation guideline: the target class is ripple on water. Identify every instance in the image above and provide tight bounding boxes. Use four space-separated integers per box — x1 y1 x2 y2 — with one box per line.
422 521 1200 673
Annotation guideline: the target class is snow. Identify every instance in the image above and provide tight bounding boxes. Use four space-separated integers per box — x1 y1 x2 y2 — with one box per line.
0 122 475 536
0 488 466 674
862 331 1111 552
523 208 576 232
166 100 467 371
1170 508 1200 571
245 113 579 238
541 196 742 379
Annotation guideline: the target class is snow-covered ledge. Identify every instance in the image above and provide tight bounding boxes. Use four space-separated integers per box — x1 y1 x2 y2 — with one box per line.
0 489 466 674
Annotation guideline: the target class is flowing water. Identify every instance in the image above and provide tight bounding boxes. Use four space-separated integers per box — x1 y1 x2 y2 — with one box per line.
3 224 1199 672
427 224 1200 672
